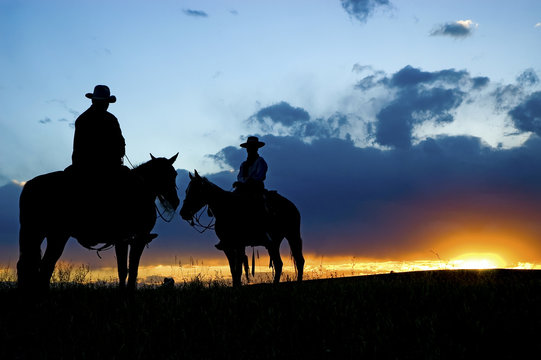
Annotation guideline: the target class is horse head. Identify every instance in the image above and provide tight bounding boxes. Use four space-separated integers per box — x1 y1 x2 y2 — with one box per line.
179 170 209 221
146 153 180 211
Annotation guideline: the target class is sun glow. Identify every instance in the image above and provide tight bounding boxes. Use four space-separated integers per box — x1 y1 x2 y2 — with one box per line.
11 179 26 187
449 253 507 269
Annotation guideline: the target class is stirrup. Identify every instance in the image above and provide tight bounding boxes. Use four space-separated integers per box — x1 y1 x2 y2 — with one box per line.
146 233 158 243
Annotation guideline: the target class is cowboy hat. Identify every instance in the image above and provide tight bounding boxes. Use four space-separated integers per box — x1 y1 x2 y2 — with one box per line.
85 85 116 103
240 136 265 148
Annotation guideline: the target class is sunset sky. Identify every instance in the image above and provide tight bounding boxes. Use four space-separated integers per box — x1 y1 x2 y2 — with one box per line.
1 0 541 276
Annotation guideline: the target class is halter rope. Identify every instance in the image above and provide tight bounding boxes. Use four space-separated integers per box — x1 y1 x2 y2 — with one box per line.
187 205 216 233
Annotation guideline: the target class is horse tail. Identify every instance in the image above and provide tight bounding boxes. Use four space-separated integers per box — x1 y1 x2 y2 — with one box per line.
275 193 304 281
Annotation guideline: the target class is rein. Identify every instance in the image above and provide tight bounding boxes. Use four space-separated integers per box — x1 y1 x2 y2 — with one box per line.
187 205 215 233
155 192 177 223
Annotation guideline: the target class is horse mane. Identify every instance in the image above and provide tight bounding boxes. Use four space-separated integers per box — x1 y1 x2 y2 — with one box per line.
199 175 229 195
132 158 177 214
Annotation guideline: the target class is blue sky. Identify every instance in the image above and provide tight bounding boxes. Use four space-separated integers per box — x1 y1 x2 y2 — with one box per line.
1 0 541 267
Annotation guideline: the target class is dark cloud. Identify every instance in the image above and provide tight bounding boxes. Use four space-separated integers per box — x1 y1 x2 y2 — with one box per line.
517 68 539 87
390 66 469 87
490 69 539 112
247 101 356 141
509 91 541 136
430 20 477 38
200 133 541 260
183 9 208 17
366 66 470 148
250 101 310 127
255 66 499 151
355 74 386 90
472 76 490 90
341 0 391 23
5 132 541 264
492 84 522 112
4 65 541 266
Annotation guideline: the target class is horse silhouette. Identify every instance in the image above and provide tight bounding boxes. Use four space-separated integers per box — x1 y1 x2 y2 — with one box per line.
180 170 304 286
17 154 180 291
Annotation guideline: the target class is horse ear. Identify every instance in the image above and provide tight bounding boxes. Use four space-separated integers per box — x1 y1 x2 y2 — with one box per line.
169 153 179 164
189 172 194 180
150 153 156 160
194 169 200 178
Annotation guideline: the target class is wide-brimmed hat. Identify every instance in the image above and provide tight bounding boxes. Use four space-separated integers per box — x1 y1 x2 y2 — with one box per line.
85 85 116 103
240 136 265 148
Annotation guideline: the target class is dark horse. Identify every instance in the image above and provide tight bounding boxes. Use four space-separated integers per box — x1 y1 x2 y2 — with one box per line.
17 154 180 291
180 171 304 287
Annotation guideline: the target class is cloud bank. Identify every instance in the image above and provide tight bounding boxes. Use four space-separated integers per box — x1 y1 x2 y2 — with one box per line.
2 65 541 267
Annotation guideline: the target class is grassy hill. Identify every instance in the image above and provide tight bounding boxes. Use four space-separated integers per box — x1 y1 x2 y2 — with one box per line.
2 269 541 359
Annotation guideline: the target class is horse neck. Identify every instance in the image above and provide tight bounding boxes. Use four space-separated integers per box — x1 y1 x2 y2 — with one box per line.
132 163 157 198
203 180 231 218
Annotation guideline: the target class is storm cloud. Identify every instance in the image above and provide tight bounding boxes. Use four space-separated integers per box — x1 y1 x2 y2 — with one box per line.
204 132 541 260
354 65 486 148
3 65 541 266
509 91 541 136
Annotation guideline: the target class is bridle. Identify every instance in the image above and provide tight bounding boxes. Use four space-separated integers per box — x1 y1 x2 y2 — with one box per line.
186 204 215 233
125 154 177 223
184 177 216 233
155 190 177 223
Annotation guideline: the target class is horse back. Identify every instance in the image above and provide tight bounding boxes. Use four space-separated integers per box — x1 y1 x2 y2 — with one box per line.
20 171 69 225
266 190 300 223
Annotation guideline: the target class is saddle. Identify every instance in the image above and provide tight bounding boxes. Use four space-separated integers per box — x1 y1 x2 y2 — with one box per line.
238 190 279 246
63 165 143 248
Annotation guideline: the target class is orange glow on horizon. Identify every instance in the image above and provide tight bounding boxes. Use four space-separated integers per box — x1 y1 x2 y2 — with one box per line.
10 251 535 285
448 253 507 269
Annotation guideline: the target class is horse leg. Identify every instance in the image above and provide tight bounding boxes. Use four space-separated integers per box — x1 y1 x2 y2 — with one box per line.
225 248 243 287
39 234 69 288
287 233 305 282
115 242 128 289
17 226 43 290
126 239 146 291
267 244 283 284
243 253 250 283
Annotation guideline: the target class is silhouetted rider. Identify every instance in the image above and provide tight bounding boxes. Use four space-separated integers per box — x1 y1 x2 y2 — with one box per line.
233 136 268 194
216 136 269 250
71 85 126 172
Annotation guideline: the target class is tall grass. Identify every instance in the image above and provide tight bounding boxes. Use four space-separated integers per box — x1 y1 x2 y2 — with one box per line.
0 264 15 283
1 269 541 359
50 261 91 284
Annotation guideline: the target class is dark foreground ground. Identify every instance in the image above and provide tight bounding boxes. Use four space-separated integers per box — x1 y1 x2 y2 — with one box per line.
2 269 541 359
